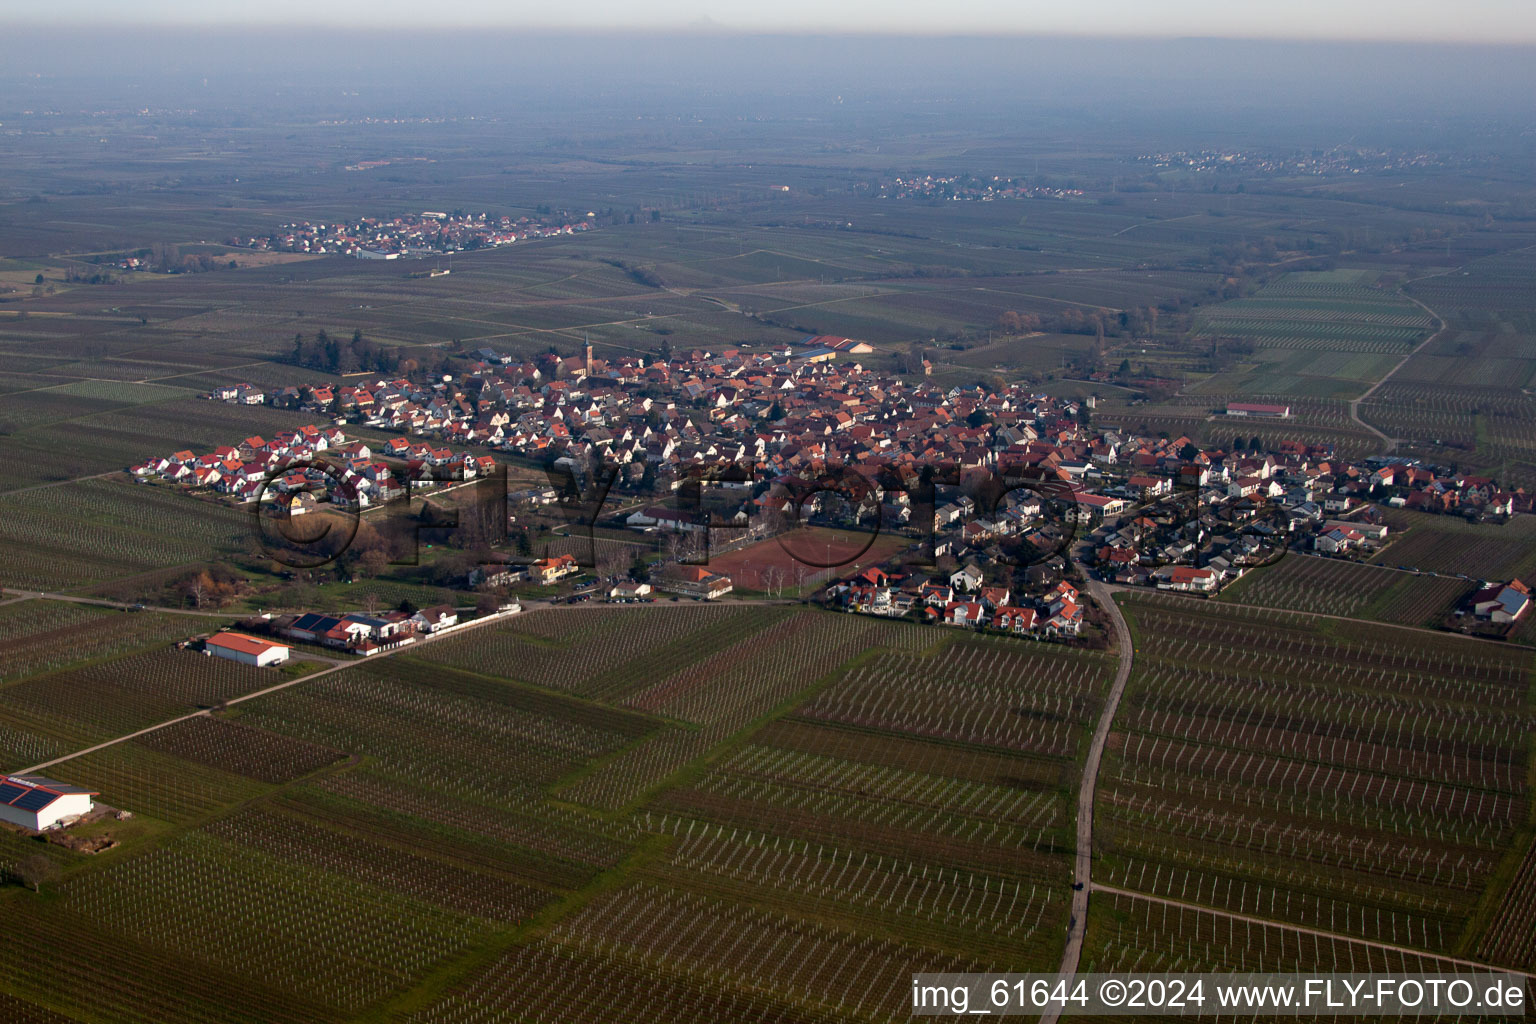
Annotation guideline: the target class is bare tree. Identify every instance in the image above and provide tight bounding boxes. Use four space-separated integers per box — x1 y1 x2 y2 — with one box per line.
10 853 59 893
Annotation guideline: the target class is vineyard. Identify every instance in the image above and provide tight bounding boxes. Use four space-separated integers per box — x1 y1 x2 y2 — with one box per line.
132 716 345 784
0 602 1106 1023
1099 595 1536 962
1474 836 1536 969
1089 393 1380 460
59 831 483 1012
415 603 789 700
0 647 284 768
0 601 193 681
1192 273 1434 354
232 658 662 808
1 589 1524 1022
1218 554 1474 625
0 478 251 590
1083 888 1496 978
1371 510 1536 582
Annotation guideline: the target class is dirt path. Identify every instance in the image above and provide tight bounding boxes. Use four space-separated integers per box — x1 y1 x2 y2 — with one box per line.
1093 884 1536 981
1348 285 1450 451
1041 579 1134 1024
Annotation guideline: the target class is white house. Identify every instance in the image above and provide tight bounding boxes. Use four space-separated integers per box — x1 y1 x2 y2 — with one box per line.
412 605 460 633
1152 566 1218 592
1314 527 1364 555
205 632 290 667
0 775 97 831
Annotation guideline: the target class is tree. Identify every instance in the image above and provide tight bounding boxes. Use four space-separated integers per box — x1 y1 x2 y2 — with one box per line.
1249 435 1262 451
1232 436 1246 451
178 570 219 609
1179 442 1201 462
356 548 390 580
9 853 59 893
1117 358 1131 375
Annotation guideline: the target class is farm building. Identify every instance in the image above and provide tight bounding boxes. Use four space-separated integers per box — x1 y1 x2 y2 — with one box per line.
0 775 97 831
205 632 290 667
1226 402 1292 418
1471 579 1531 623
802 334 874 355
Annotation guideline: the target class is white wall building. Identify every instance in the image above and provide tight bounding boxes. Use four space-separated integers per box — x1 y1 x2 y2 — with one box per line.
205 631 290 667
0 775 97 831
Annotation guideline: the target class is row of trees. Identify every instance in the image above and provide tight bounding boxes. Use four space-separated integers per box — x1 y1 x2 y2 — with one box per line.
993 306 1161 339
288 329 407 375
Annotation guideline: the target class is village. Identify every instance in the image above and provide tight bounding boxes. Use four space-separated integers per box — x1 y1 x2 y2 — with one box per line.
235 209 595 260
119 330 1532 643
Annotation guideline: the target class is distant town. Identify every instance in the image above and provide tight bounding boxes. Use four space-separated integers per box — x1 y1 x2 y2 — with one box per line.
860 174 1085 202
236 209 596 259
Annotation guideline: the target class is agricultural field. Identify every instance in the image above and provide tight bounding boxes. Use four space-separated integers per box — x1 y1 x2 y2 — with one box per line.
1092 394 1381 460
1355 248 1536 484
1194 271 1434 352
0 478 253 591
1217 553 1475 626
0 600 196 681
1099 594 1536 967
0 646 293 769
0 601 1123 1022
1370 509 1536 582
7 75 1536 1021
1187 271 1436 406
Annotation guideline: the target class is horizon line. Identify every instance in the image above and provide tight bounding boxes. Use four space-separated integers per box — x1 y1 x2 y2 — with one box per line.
4 22 1536 47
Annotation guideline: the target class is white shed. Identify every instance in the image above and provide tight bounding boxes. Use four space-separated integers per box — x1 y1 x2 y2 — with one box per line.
205 631 290 667
0 775 97 831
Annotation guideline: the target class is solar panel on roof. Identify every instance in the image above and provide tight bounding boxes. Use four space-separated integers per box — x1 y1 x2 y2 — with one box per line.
12 789 56 813
0 783 27 805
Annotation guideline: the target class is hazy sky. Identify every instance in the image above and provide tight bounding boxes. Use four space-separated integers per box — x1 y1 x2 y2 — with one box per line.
11 0 1536 43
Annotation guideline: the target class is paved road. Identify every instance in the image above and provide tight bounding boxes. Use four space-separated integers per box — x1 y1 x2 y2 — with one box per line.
1093 884 1536 982
1041 578 1134 1024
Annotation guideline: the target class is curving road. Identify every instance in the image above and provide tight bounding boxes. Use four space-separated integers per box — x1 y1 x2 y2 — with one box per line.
1348 286 1449 452
1041 577 1134 1024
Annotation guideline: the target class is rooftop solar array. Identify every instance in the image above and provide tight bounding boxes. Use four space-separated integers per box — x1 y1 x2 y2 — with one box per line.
11 789 56 813
0 774 95 813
